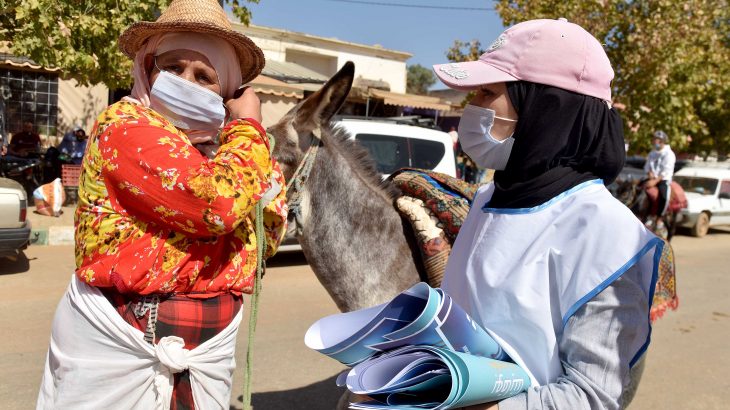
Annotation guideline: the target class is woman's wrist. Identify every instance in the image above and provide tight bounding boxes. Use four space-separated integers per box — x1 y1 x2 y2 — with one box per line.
219 118 269 150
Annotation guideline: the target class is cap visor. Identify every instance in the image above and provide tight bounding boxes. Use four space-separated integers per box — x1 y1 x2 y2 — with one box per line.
433 61 517 90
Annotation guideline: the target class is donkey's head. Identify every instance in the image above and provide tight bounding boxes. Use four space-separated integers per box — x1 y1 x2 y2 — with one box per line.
268 61 355 181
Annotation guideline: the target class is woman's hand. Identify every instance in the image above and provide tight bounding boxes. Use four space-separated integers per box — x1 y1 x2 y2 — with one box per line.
187 132 213 145
643 178 659 188
225 86 262 124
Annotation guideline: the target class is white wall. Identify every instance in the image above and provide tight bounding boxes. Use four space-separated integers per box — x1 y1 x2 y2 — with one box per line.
333 51 407 93
285 49 338 78
57 78 108 138
237 25 410 93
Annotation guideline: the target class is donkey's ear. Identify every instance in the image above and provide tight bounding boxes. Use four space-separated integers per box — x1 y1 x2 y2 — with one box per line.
293 61 355 131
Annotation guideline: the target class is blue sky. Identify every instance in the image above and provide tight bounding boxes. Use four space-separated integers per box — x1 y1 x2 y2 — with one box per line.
240 0 505 89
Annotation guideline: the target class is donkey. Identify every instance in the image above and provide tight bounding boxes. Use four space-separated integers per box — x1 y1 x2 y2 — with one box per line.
268 62 423 312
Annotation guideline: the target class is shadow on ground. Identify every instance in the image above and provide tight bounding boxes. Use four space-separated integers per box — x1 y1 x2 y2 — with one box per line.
268 251 309 267
708 227 730 235
675 226 730 239
231 374 343 410
0 251 31 275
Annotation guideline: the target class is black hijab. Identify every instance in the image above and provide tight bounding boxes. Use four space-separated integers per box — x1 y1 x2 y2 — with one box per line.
487 81 626 209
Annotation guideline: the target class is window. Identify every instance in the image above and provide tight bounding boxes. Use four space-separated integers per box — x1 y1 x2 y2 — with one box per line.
674 176 718 196
720 181 730 196
0 68 59 136
355 133 446 175
408 138 445 170
356 134 409 174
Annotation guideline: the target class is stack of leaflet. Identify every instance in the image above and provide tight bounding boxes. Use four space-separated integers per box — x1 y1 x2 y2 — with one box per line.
305 282 530 409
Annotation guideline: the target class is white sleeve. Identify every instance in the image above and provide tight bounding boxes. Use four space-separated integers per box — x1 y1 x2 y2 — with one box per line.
498 264 650 410
659 151 675 180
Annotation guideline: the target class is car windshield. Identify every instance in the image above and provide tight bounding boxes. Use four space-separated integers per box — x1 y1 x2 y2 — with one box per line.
355 133 445 174
674 176 718 195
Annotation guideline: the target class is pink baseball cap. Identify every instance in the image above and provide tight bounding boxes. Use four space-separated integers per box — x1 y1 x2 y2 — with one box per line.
433 18 614 101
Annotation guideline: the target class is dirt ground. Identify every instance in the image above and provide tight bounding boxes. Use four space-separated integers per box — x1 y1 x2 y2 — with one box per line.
1 228 728 409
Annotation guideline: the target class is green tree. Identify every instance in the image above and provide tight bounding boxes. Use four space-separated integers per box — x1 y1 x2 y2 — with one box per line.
448 1 729 155
446 39 483 64
406 64 436 95
445 39 484 106
0 0 260 89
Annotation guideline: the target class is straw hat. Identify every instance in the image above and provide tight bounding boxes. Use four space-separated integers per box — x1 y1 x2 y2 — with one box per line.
119 0 264 84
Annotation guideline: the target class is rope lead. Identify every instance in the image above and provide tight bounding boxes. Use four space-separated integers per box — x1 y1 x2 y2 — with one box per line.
242 133 275 410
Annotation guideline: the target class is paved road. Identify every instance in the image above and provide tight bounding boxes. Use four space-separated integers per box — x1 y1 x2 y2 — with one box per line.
1 229 728 409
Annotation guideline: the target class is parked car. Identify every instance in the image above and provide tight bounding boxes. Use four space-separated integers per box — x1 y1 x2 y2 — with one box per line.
337 119 457 178
673 167 730 237
0 177 32 258
278 119 457 253
624 155 689 173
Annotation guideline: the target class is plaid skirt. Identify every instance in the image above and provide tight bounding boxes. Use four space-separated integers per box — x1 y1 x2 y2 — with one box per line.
103 289 243 410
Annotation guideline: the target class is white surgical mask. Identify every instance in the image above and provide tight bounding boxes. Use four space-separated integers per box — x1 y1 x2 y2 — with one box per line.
150 69 226 131
457 104 517 170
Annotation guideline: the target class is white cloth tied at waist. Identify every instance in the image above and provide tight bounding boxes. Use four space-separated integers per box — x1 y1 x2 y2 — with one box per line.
37 275 242 410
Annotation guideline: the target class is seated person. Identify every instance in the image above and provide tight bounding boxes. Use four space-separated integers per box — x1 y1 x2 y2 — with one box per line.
58 125 88 164
32 178 65 217
9 120 42 157
643 130 676 233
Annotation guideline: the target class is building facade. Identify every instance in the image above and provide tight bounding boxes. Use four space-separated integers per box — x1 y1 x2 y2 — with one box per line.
235 24 411 94
0 52 108 146
0 21 455 145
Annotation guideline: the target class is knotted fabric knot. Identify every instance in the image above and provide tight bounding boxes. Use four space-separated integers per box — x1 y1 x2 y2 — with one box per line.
155 336 189 373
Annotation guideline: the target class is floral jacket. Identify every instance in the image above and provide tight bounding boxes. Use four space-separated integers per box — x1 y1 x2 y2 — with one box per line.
74 101 287 296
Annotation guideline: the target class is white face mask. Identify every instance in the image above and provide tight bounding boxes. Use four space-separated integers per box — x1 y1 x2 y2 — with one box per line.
457 104 517 170
150 70 226 131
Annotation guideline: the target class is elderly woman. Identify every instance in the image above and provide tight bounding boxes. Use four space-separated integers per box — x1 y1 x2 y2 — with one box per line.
37 1 287 408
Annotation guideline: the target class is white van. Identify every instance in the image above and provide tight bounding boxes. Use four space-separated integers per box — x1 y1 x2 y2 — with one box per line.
335 119 457 178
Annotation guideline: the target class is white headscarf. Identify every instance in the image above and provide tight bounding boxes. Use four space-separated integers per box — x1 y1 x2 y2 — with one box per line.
125 32 242 106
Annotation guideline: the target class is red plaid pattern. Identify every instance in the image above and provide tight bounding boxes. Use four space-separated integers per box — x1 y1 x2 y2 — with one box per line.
102 290 242 409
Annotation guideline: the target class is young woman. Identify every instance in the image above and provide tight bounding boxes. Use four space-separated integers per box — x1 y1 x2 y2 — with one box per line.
433 19 662 410
37 0 287 408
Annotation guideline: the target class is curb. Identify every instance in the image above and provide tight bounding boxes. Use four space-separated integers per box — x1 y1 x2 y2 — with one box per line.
31 226 74 246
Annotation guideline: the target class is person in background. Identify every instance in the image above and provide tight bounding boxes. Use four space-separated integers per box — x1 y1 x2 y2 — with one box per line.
643 130 676 234
32 178 65 217
448 125 459 151
0 97 7 156
58 125 88 164
9 120 41 157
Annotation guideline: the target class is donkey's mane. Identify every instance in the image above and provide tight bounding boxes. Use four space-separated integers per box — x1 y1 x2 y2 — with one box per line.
321 123 401 200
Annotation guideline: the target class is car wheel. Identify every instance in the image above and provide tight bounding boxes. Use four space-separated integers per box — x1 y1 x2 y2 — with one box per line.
691 212 710 237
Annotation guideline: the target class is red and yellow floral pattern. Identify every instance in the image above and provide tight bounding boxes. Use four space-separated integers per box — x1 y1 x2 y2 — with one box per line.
75 101 287 296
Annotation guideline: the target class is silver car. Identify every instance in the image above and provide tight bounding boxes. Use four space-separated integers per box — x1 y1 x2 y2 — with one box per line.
0 177 31 258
